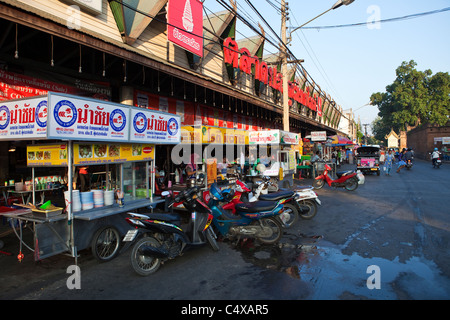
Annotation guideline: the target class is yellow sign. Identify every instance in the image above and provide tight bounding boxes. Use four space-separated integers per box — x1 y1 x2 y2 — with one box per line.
181 126 202 144
234 130 248 145
74 143 155 165
207 158 217 185
289 151 296 171
202 126 223 144
199 127 248 145
27 144 68 167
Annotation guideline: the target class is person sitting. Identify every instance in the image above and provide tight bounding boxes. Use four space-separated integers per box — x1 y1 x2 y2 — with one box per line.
431 148 441 166
311 151 321 163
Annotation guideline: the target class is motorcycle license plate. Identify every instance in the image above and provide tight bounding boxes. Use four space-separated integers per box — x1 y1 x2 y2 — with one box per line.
123 229 138 242
315 198 322 205
437 160 442 163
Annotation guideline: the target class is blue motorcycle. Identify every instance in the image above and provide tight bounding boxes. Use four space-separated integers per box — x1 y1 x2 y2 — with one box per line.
207 183 284 244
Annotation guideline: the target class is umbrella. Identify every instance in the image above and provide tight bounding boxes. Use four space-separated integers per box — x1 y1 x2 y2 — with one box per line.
329 135 354 146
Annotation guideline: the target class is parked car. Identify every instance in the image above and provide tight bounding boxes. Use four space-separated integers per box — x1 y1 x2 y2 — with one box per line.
355 145 381 176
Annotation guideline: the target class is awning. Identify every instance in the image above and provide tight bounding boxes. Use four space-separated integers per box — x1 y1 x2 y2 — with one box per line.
328 135 354 146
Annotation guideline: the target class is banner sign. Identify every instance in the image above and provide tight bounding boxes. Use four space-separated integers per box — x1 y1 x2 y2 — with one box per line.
74 143 155 165
281 131 300 145
129 107 181 144
311 131 327 142
249 130 281 145
0 69 111 101
47 92 129 142
167 0 203 57
27 144 68 167
0 96 48 140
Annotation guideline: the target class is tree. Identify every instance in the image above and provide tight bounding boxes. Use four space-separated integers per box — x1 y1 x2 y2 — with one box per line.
371 116 389 142
370 60 450 133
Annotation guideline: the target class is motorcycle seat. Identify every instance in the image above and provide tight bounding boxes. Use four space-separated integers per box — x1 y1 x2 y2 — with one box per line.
258 190 294 201
235 200 278 213
336 170 353 178
145 213 181 223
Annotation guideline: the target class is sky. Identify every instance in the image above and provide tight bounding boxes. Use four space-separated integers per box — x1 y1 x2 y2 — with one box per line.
203 0 450 134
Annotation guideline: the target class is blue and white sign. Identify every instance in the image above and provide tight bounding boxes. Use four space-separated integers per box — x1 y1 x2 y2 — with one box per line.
47 92 129 142
0 96 48 139
129 107 181 144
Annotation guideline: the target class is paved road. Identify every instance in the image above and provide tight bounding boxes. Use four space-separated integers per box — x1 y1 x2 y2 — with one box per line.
1 159 449 301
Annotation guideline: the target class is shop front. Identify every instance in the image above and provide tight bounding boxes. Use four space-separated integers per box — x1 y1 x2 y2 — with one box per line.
248 130 299 189
0 92 180 262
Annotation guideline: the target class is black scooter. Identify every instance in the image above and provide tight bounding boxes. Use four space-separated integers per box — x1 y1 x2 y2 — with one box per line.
123 186 219 276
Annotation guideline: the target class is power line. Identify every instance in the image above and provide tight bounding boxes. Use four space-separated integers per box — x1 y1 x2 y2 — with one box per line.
297 6 450 30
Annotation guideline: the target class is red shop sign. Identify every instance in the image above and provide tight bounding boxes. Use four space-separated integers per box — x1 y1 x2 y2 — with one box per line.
167 0 203 57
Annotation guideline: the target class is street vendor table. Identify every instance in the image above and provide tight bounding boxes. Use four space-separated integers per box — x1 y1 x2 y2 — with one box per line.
73 197 164 221
0 92 181 263
2 197 165 261
8 187 63 206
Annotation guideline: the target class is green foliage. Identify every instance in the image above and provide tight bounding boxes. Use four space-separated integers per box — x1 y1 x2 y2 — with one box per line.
370 60 450 136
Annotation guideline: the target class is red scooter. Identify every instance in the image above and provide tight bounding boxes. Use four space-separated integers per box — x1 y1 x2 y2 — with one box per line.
220 179 300 228
313 163 359 191
221 180 251 215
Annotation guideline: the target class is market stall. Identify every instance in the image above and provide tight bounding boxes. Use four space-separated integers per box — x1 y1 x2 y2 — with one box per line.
248 130 300 189
0 92 181 263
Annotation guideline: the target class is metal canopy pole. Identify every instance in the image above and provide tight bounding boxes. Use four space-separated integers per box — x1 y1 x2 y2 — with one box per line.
67 140 76 265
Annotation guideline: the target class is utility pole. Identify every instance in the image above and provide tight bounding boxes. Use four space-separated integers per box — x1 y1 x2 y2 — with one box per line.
281 0 289 132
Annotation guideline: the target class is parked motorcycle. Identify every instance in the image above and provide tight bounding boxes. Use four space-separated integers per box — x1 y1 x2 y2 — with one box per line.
220 178 300 228
208 182 284 244
292 185 321 220
247 176 320 222
313 163 360 191
123 186 218 276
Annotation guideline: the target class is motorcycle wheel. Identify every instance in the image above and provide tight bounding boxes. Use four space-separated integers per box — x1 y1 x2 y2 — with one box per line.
91 226 121 262
299 199 318 220
130 236 161 276
206 227 220 252
281 203 299 228
344 177 358 191
257 217 282 244
313 179 325 189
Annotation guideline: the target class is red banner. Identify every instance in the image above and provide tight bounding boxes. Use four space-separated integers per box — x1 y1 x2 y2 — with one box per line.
0 70 111 101
167 0 203 57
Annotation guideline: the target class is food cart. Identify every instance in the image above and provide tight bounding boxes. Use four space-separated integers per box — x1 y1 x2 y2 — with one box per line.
248 130 299 189
0 92 180 263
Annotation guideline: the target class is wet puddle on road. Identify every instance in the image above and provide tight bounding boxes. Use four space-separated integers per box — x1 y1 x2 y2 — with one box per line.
231 235 450 299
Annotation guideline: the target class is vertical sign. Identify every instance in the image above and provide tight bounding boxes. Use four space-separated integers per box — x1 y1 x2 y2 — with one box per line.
167 0 203 57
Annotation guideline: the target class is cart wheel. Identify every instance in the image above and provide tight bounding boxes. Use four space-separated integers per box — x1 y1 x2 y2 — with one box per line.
91 226 121 262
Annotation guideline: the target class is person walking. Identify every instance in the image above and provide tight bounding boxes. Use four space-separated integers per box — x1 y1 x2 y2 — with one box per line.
384 149 394 175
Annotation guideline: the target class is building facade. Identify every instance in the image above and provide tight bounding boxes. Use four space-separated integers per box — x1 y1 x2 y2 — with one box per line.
0 0 345 180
